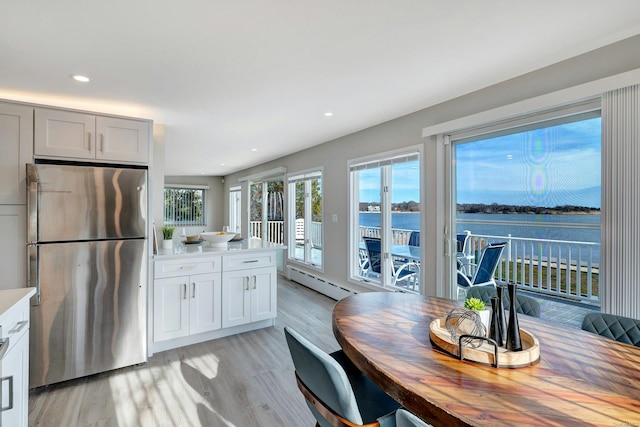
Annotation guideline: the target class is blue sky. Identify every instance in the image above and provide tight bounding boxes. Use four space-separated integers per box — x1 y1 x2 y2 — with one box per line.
358 117 601 208
456 117 601 208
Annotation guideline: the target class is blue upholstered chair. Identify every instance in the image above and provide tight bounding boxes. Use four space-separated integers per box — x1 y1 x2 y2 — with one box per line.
456 242 506 298
581 312 640 347
466 285 541 318
284 326 400 427
396 409 432 427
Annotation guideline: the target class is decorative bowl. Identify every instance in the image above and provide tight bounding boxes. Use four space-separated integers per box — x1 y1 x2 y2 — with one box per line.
186 235 201 242
200 231 236 247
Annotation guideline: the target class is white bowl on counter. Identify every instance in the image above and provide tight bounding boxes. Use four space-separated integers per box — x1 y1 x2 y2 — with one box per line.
200 231 236 247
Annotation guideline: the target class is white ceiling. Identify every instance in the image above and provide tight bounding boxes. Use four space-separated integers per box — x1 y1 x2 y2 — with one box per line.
2 1 640 176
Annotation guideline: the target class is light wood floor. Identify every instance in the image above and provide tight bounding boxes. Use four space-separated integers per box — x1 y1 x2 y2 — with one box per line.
28 277 338 427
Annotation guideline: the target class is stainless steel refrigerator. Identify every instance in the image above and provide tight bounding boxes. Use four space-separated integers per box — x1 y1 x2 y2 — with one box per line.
26 162 148 388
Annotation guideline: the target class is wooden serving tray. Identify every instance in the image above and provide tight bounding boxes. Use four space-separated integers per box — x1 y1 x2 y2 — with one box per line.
429 317 540 368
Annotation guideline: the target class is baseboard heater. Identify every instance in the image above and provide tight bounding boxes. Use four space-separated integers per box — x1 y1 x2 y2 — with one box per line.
287 266 355 301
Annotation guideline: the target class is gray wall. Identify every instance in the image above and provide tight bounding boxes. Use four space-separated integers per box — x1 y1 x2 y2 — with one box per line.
224 35 640 296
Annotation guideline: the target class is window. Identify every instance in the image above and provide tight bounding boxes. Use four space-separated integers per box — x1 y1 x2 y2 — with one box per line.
450 102 601 304
250 179 285 244
349 149 421 292
288 169 323 268
164 185 207 226
229 186 242 235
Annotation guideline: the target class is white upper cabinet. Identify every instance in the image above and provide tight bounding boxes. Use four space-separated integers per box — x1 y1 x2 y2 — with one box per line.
34 108 149 164
96 116 149 163
0 102 33 204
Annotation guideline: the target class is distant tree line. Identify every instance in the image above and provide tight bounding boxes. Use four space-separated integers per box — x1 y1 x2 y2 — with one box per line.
457 203 600 214
359 201 420 212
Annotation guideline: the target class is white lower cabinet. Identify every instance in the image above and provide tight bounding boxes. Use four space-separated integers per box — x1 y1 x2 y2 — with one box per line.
153 272 221 342
222 266 277 328
1 289 34 427
152 251 277 353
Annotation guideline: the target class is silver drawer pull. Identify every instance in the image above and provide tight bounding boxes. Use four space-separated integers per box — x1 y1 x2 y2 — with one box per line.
8 321 28 335
243 260 259 263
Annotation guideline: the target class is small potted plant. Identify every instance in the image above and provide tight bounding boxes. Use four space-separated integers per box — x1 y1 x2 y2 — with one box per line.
464 297 490 336
161 225 176 249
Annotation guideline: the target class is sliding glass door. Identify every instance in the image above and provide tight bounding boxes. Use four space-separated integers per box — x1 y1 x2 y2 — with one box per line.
350 150 421 291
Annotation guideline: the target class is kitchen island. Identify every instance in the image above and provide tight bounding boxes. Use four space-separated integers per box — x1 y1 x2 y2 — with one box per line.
152 240 285 353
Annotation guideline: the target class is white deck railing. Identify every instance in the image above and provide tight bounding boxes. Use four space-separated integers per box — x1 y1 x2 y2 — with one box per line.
358 225 600 305
249 220 323 247
250 221 600 304
465 233 600 305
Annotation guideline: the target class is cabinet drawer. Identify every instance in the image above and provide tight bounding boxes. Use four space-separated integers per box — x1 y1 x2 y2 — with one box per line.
223 252 276 271
155 256 221 278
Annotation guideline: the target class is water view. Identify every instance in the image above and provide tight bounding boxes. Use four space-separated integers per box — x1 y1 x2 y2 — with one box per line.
359 212 600 244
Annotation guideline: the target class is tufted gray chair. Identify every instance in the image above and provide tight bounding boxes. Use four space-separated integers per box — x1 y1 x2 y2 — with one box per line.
581 312 640 347
466 285 541 318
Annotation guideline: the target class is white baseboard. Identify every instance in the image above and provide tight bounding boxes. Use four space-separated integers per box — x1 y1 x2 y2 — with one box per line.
287 266 355 300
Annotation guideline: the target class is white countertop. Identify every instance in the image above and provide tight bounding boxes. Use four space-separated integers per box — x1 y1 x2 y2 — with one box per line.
0 288 36 317
154 239 286 260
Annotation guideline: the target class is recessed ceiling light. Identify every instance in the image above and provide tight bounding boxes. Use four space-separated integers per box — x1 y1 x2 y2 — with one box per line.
70 74 90 83
324 112 333 117
251 148 258 152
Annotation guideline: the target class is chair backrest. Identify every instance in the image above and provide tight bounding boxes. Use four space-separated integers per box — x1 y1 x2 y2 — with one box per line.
363 238 382 275
456 232 470 253
408 231 420 247
472 242 506 285
284 327 364 425
581 312 640 347
396 408 431 427
466 285 540 318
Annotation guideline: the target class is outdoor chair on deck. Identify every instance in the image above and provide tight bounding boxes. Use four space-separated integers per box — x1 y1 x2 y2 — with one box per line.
364 237 420 291
466 285 540 318
284 326 400 427
455 231 472 274
456 242 506 299
581 312 640 347
408 231 420 247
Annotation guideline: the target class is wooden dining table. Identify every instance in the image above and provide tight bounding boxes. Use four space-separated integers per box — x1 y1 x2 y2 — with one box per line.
332 292 640 427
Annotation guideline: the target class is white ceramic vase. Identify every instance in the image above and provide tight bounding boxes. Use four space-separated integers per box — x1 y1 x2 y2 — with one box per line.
477 309 491 337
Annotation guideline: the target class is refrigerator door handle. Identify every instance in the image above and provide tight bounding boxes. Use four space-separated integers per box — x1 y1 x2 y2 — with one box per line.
26 164 39 244
28 244 41 306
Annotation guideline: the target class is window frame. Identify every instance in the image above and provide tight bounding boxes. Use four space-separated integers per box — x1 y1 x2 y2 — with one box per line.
444 98 602 300
229 185 242 235
348 147 422 291
163 184 208 227
287 168 323 270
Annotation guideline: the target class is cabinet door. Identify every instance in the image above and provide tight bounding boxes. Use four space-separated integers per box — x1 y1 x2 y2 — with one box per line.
0 206 26 291
154 276 189 341
251 267 277 322
34 108 95 160
189 273 222 334
0 103 33 204
222 270 251 328
96 116 149 164
1 333 28 427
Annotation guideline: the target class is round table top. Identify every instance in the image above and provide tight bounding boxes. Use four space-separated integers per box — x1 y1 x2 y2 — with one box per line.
332 292 640 427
